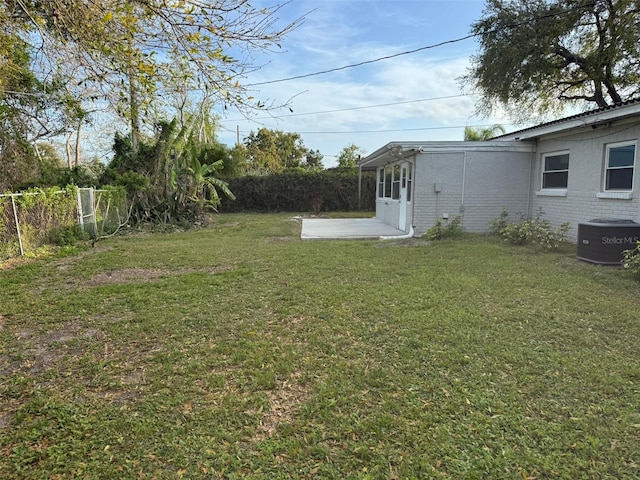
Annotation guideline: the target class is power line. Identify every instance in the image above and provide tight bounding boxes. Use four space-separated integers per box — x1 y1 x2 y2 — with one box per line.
219 94 472 122
295 124 514 135
247 34 477 86
246 3 596 87
227 124 515 136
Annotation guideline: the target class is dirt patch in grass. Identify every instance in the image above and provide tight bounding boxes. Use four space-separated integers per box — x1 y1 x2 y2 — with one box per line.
86 268 170 286
85 266 234 286
0 257 37 271
50 246 113 271
32 266 236 292
10 324 105 375
253 372 311 442
1 323 109 429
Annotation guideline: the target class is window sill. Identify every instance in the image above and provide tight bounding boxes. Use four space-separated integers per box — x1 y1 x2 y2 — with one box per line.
596 191 633 200
536 189 567 197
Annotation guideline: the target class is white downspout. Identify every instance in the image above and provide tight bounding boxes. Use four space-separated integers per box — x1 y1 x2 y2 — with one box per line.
527 140 536 218
380 225 414 240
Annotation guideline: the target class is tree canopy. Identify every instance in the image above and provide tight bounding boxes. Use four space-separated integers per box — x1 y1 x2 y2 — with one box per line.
243 128 310 174
0 0 302 191
303 149 324 171
1 0 301 151
465 0 640 118
0 38 83 189
336 143 365 170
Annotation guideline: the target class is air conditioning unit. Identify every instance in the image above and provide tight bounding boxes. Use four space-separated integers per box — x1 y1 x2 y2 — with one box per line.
577 219 640 265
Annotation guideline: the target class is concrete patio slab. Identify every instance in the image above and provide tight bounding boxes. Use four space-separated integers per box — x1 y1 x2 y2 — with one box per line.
301 218 409 240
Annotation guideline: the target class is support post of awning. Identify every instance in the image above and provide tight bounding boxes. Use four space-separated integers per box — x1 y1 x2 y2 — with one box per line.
357 164 362 210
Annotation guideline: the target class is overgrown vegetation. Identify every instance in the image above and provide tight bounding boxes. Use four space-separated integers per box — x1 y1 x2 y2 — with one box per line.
0 187 79 259
1 214 639 478
622 241 640 279
100 116 234 224
489 208 571 251
423 215 464 240
1 186 128 260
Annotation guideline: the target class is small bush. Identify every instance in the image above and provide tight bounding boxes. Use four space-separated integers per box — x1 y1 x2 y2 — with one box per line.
489 208 570 251
622 241 640 278
423 215 464 240
47 224 89 246
488 208 509 236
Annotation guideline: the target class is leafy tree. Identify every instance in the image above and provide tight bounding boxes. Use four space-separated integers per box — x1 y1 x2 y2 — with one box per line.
464 0 640 118
464 124 506 140
336 144 365 170
223 145 248 178
303 149 324 171
4 1 302 150
244 128 309 174
0 38 82 190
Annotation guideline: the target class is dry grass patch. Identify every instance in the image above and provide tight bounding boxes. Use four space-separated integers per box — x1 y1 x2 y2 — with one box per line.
252 373 311 442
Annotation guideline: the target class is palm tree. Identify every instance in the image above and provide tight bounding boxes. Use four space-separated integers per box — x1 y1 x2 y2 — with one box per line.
160 113 235 217
175 154 235 212
464 124 506 141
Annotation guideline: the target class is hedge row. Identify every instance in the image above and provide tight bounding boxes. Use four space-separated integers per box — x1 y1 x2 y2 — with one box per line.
218 170 376 212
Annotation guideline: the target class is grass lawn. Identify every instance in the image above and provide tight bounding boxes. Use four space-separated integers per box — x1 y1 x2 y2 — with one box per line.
1 213 639 479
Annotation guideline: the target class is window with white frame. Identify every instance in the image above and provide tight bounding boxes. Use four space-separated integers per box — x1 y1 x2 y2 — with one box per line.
384 167 392 197
377 165 402 200
542 151 569 189
392 165 401 199
605 142 636 191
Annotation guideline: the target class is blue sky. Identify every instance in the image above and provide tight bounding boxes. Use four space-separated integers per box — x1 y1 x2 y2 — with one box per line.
213 0 514 167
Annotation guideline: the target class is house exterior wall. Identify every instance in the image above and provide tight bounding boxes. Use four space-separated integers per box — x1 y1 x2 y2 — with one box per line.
412 150 532 236
530 122 640 241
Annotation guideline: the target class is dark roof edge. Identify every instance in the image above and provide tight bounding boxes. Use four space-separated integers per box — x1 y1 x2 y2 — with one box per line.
492 98 640 141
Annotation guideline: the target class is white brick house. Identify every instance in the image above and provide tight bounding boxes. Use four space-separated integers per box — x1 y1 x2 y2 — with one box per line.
358 100 640 241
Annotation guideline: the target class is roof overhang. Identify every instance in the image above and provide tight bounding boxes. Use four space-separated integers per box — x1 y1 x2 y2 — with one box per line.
358 141 535 168
496 101 640 141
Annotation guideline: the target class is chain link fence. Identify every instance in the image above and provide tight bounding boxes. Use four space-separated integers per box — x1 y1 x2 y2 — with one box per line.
1 187 130 261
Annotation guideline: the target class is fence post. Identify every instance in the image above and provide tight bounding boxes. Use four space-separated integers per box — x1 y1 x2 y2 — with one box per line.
10 194 24 256
90 188 98 239
77 187 85 233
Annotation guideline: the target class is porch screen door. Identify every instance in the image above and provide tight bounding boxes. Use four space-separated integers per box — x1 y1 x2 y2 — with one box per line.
399 164 408 231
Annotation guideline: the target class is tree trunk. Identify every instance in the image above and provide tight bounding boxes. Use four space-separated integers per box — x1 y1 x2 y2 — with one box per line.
65 133 73 169
593 80 608 108
75 121 82 168
129 67 140 153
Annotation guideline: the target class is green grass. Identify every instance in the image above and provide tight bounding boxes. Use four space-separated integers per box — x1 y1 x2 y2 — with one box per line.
1 213 639 479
